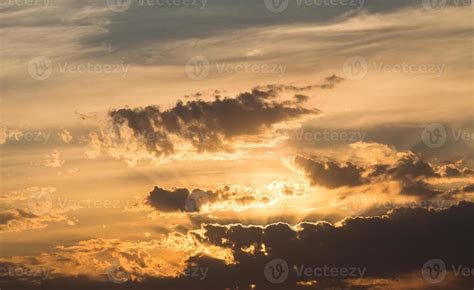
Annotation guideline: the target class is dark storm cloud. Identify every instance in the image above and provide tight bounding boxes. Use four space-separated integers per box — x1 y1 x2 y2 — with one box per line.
461 184 474 193
442 164 474 178
147 187 191 212
191 202 474 288
294 155 365 188
2 202 473 290
147 185 271 213
109 82 321 156
369 153 439 179
294 152 473 196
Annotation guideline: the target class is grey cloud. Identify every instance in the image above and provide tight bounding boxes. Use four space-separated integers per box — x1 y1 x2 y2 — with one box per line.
295 151 473 196
109 82 320 157
147 185 271 213
294 155 365 189
78 0 470 56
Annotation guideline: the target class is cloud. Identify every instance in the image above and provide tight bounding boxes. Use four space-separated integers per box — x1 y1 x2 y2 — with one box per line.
109 86 316 153
88 79 344 165
192 201 474 288
146 184 274 213
293 145 474 197
0 187 74 233
294 155 364 189
2 202 472 289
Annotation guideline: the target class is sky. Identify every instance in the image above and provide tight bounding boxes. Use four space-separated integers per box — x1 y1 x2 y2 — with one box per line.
0 0 473 289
